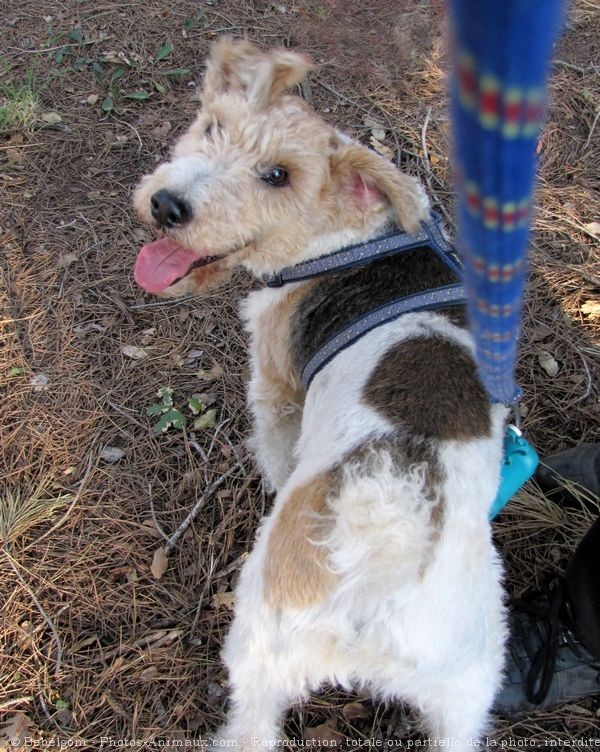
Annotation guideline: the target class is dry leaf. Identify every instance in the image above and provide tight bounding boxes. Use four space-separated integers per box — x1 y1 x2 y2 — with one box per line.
196 363 223 381
140 665 159 680
151 547 169 579
212 591 236 609
72 634 99 651
100 446 125 463
30 373 50 391
6 149 23 165
342 701 370 720
531 323 552 340
538 351 559 378
303 723 343 747
141 519 163 539
41 111 62 124
363 115 384 131
151 121 172 140
371 126 386 142
0 712 31 748
581 300 600 318
196 391 217 407
140 327 156 345
186 348 205 361
58 252 78 268
122 345 148 360
102 51 127 64
86 94 99 106
369 135 394 161
584 221 600 236
561 703 593 716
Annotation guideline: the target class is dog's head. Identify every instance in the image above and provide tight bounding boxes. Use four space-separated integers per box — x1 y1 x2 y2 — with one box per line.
133 37 428 296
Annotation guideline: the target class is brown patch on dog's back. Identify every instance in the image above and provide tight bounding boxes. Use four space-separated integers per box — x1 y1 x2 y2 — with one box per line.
264 472 336 609
364 337 491 440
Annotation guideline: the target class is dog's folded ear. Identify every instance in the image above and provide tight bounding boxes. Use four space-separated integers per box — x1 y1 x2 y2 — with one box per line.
203 36 314 107
330 142 429 234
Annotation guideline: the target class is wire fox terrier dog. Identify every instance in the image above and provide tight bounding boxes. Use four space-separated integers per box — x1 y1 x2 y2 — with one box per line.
133 38 508 747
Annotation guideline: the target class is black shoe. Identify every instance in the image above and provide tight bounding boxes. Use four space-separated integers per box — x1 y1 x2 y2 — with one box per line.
536 443 600 500
494 578 600 715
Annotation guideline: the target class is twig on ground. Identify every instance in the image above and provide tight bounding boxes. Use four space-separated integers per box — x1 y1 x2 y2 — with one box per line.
99 628 182 663
213 551 248 581
111 116 143 152
552 59 587 74
148 484 169 542
583 107 600 151
189 440 209 463
3 549 63 677
318 80 373 117
107 400 151 433
0 696 33 711
191 555 217 634
164 461 243 554
220 432 247 476
420 106 432 176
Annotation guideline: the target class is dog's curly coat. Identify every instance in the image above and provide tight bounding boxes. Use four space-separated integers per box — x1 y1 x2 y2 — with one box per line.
133 38 508 747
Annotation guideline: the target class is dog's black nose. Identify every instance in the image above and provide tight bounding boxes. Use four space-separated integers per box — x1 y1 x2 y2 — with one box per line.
150 189 192 228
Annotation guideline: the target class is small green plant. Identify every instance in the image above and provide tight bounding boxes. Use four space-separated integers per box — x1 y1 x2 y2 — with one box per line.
146 388 217 433
47 25 192 113
0 482 72 545
183 11 206 33
146 387 187 433
0 71 40 135
188 396 217 430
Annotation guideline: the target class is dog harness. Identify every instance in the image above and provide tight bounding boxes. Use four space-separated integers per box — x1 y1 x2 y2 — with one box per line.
266 212 467 390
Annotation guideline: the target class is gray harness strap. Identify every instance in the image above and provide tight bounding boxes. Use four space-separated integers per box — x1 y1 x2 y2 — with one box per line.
300 284 467 388
264 212 466 389
266 213 462 287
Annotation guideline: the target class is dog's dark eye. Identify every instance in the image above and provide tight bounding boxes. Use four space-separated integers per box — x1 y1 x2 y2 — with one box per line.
261 167 289 187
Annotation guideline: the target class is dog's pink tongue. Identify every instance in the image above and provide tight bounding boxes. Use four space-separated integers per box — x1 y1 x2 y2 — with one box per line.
134 238 199 293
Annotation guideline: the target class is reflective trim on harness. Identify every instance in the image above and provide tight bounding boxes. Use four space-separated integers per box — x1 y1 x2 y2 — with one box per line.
265 213 462 287
301 283 467 388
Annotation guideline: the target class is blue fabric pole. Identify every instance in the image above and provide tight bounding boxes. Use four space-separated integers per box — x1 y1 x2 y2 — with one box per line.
449 0 564 404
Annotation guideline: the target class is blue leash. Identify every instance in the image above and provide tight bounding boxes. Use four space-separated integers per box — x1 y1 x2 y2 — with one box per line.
449 0 564 517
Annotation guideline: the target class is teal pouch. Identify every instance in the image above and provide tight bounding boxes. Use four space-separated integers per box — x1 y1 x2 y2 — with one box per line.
490 425 539 520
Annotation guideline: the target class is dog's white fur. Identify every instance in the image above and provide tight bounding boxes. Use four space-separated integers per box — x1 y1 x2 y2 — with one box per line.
133 38 509 747
223 302 508 748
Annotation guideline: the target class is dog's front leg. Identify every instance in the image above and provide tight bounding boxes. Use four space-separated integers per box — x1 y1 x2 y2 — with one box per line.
247 367 304 492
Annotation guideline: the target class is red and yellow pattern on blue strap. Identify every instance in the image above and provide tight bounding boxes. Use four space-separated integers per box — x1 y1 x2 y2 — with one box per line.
449 0 564 404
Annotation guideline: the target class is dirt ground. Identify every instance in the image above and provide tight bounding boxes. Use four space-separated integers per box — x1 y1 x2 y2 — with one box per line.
1 0 599 747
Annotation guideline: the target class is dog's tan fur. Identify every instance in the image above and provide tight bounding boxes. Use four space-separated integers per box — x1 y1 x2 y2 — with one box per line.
133 38 507 748
133 38 426 295
264 471 336 609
